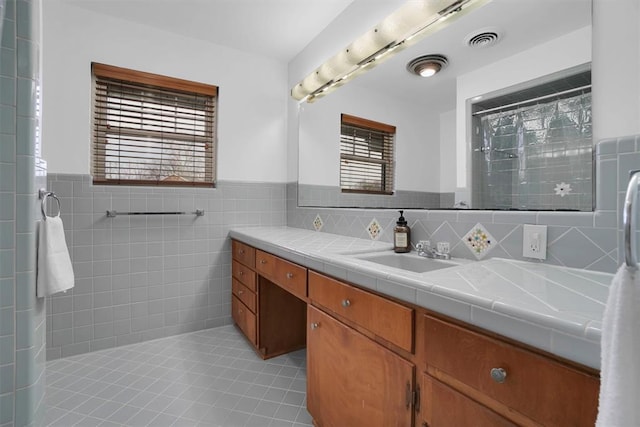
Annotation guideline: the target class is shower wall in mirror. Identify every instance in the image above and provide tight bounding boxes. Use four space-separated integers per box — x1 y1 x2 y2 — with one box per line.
471 66 593 211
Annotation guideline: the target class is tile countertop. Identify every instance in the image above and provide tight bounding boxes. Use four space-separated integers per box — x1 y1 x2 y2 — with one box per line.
229 226 612 370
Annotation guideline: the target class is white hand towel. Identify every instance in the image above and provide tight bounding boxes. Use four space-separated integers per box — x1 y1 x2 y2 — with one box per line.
596 264 640 427
36 217 74 297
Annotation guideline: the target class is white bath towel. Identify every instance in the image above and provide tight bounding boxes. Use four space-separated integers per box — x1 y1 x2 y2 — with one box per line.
596 264 640 426
36 217 74 297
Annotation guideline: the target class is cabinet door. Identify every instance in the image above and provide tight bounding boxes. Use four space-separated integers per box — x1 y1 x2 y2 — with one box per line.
419 373 516 427
307 305 414 427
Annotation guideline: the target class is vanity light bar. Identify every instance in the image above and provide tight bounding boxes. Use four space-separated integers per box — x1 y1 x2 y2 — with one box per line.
291 0 491 103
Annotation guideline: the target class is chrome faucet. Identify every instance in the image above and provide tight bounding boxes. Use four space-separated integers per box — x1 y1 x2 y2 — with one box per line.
416 241 451 260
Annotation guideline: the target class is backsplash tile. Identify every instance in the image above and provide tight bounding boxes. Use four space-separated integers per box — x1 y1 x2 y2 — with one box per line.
366 218 382 240
312 214 323 232
287 136 636 274
463 223 495 260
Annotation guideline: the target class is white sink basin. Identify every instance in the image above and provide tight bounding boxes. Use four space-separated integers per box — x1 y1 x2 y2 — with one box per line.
353 252 463 273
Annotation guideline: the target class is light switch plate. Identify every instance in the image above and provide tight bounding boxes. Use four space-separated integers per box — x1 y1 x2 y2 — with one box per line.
522 224 547 259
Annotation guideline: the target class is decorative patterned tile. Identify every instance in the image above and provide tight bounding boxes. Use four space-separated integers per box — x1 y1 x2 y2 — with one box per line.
366 218 382 240
463 223 495 259
312 214 323 232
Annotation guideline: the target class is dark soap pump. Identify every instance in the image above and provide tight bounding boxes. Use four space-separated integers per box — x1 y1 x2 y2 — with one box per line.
394 210 411 253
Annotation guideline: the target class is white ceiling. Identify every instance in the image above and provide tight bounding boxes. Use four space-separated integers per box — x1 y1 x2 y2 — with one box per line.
65 0 592 107
350 0 592 111
64 0 355 62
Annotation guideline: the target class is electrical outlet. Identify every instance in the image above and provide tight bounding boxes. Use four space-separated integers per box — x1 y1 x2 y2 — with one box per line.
437 242 450 254
522 224 547 259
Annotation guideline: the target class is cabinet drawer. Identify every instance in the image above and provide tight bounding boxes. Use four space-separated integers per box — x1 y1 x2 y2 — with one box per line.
232 295 256 345
232 240 255 268
420 373 516 427
232 260 256 291
423 315 599 427
308 271 413 353
232 278 256 313
255 250 307 300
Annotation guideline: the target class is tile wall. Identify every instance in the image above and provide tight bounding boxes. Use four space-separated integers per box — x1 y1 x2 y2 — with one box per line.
298 184 453 209
288 136 640 275
0 0 47 425
44 176 286 360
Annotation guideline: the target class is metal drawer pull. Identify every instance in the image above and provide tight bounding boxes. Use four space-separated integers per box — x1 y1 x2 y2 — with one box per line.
341 299 351 307
238 290 244 295
310 322 319 330
239 271 244 275
286 272 293 279
260 259 267 264
239 249 245 254
490 367 507 383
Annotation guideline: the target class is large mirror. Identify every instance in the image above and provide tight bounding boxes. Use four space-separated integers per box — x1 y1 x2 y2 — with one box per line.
298 0 592 210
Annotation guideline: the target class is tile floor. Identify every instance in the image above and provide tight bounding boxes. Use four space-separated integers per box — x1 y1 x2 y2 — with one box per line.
45 325 313 427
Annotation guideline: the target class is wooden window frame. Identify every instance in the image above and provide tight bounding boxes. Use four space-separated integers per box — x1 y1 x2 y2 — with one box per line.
91 63 218 187
340 113 396 195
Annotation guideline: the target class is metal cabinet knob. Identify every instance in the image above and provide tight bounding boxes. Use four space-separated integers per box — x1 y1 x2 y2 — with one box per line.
239 249 245 254
341 299 351 308
286 272 293 279
239 270 244 275
310 322 319 330
490 367 507 383
260 259 267 264
238 290 244 295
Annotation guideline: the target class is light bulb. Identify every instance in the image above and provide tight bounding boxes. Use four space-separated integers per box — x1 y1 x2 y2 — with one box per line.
418 62 441 77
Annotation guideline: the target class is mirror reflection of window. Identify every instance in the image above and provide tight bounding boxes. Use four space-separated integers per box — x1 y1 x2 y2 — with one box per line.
340 114 396 195
471 66 592 211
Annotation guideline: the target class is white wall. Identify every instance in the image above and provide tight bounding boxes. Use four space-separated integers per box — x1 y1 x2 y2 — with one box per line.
298 82 439 192
454 26 592 188
42 0 288 182
439 109 456 193
592 0 640 141
287 0 404 182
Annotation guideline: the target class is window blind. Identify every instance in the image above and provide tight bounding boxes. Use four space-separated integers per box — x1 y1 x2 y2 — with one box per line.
92 63 217 187
340 114 395 194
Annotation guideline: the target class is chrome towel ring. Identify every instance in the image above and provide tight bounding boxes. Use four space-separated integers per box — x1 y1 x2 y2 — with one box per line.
623 170 640 268
39 188 61 221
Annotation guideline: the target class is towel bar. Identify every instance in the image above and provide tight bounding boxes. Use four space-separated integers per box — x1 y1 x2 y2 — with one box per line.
623 170 640 268
39 188 61 221
106 209 205 218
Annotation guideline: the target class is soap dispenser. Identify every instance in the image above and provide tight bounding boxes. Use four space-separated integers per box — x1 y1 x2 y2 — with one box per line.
394 210 411 253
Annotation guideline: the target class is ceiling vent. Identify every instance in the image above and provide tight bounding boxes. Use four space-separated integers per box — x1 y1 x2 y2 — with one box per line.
465 28 501 49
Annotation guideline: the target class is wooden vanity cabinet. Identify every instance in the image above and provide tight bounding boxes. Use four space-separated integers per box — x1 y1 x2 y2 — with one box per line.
231 242 258 346
308 271 413 353
422 315 600 427
232 238 600 426
255 250 307 300
307 271 417 426
419 373 516 427
231 240 307 359
307 305 415 427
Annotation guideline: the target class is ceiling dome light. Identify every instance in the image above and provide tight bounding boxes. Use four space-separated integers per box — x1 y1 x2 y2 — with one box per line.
406 54 448 77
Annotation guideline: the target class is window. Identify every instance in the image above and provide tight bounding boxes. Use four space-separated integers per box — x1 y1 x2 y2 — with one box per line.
340 114 395 194
91 63 217 187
